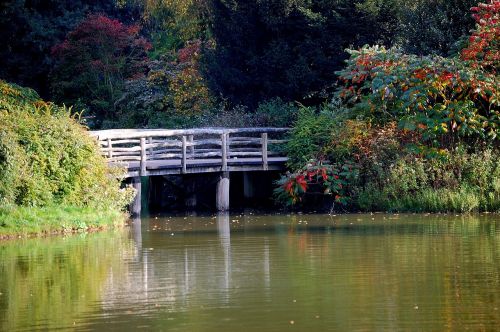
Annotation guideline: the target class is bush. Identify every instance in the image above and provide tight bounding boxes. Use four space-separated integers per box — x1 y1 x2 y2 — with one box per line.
281 97 500 212
357 147 500 212
285 100 346 169
0 80 133 209
254 98 298 127
336 45 499 143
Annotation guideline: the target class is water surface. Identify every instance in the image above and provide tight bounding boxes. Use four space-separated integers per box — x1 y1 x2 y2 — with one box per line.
1 213 500 331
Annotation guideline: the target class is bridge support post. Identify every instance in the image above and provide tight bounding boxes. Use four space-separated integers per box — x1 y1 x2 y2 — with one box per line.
130 176 142 217
216 172 230 211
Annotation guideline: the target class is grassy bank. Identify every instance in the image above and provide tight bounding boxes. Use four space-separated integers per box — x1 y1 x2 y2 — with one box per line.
0 205 127 239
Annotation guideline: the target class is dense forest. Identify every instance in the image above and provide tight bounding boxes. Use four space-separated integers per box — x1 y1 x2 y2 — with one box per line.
1 0 479 128
0 0 499 218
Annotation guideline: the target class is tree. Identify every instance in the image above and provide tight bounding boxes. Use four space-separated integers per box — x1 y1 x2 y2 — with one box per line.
139 0 211 58
0 0 141 98
114 40 214 128
397 0 477 55
202 0 402 108
51 14 151 127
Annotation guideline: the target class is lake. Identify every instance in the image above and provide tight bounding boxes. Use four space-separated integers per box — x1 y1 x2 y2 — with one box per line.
1 213 500 331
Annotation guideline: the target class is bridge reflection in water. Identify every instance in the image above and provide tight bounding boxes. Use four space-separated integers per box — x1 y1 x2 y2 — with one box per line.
91 128 289 213
105 213 272 311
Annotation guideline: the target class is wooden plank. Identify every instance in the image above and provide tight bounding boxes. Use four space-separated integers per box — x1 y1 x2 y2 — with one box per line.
149 153 182 160
188 134 194 158
193 152 222 158
148 137 154 157
147 141 182 148
140 137 146 176
90 127 289 140
229 140 262 146
109 156 142 162
106 139 140 145
107 151 141 156
192 139 222 146
229 152 263 157
101 146 142 152
261 133 268 171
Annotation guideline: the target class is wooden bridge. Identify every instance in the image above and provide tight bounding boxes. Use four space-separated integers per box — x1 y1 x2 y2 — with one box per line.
90 128 289 213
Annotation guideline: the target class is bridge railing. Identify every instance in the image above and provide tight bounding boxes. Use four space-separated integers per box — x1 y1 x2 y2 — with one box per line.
90 128 289 175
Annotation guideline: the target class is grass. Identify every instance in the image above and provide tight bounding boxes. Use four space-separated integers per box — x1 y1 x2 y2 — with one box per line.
358 187 500 213
0 205 128 239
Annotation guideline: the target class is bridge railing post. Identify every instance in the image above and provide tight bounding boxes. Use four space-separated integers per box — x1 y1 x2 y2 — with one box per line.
148 136 154 157
140 137 146 176
107 138 113 158
181 135 187 174
221 132 228 171
261 132 268 171
188 134 194 158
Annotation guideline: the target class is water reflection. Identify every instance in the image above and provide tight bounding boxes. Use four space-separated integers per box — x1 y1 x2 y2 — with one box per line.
217 213 231 295
1 214 500 331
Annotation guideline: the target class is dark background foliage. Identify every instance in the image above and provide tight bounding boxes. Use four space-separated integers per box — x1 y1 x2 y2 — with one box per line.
0 0 479 127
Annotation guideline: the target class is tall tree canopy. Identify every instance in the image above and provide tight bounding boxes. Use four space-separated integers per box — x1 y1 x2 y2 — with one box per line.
202 0 402 107
0 0 141 97
50 14 151 126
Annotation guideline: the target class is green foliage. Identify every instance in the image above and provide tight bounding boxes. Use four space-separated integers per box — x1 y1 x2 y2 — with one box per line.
140 0 210 58
285 99 357 169
281 16 500 212
283 104 500 212
203 0 402 108
112 41 214 129
336 45 499 142
0 80 133 210
357 147 500 212
397 0 477 56
274 161 358 208
254 98 298 127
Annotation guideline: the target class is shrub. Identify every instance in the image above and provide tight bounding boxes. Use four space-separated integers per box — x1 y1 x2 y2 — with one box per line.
0 80 133 209
285 101 345 169
274 160 358 209
357 147 500 212
254 98 298 127
336 45 499 143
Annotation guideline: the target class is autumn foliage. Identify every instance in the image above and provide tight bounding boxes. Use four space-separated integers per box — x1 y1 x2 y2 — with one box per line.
274 161 356 207
51 15 152 124
277 2 500 210
461 1 499 70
